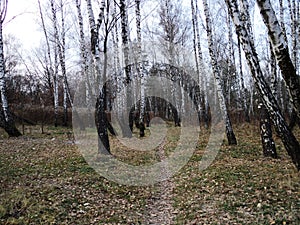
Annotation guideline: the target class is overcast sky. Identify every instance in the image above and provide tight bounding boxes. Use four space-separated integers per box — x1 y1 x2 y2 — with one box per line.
3 0 42 50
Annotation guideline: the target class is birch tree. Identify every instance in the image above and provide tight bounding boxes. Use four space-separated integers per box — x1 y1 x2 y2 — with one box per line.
120 0 133 137
158 0 188 126
225 0 300 170
86 0 111 154
202 0 237 145
256 0 300 120
228 1 250 123
0 0 21 137
86 0 105 90
287 0 298 68
285 0 300 129
259 42 277 158
258 101 277 158
120 0 130 82
135 0 145 137
50 0 60 128
50 0 71 126
191 0 209 128
240 0 277 156
59 0 70 126
38 0 60 127
75 0 94 129
226 11 238 108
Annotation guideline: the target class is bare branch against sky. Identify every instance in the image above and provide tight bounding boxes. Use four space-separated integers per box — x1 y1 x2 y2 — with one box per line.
3 0 41 49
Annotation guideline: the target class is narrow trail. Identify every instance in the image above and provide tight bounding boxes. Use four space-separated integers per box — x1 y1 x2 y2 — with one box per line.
144 139 177 224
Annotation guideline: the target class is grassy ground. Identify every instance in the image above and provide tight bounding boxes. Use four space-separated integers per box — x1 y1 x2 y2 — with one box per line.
0 123 299 224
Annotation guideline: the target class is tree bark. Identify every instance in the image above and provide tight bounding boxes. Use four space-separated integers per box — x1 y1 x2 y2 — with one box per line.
51 0 70 127
39 0 59 127
259 102 277 158
86 0 111 154
95 84 110 154
202 0 237 145
135 0 145 137
287 0 297 68
0 0 21 137
60 0 69 126
75 0 89 129
226 0 300 170
257 0 300 119
86 0 104 89
191 0 209 128
120 0 132 138
50 0 60 127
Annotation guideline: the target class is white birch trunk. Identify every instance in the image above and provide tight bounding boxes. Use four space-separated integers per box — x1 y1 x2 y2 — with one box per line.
202 0 237 145
226 0 300 170
195 0 209 127
287 0 297 67
86 0 104 90
54 0 70 126
89 0 111 154
257 0 300 119
50 0 60 127
120 0 133 137
0 0 21 137
38 0 53 92
259 101 277 158
76 0 91 102
135 0 146 137
190 0 209 127
53 50 59 127
0 22 8 122
191 0 199 77
112 1 123 118
278 0 288 43
270 42 277 98
76 0 94 129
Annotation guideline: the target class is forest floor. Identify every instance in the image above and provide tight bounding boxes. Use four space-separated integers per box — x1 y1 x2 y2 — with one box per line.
0 123 299 224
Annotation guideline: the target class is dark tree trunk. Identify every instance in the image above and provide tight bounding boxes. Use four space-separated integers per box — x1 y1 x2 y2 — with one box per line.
129 108 134 132
289 109 300 130
168 101 180 127
259 102 277 158
139 122 145 137
95 85 110 155
0 110 21 137
225 119 237 145
107 117 117 136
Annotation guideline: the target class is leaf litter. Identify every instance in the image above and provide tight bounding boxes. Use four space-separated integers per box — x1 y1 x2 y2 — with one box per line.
0 124 299 224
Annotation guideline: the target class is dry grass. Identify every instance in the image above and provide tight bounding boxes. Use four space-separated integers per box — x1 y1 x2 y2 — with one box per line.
0 124 299 224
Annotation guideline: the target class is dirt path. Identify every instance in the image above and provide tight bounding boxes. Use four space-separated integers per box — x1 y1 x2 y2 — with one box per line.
144 139 177 224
